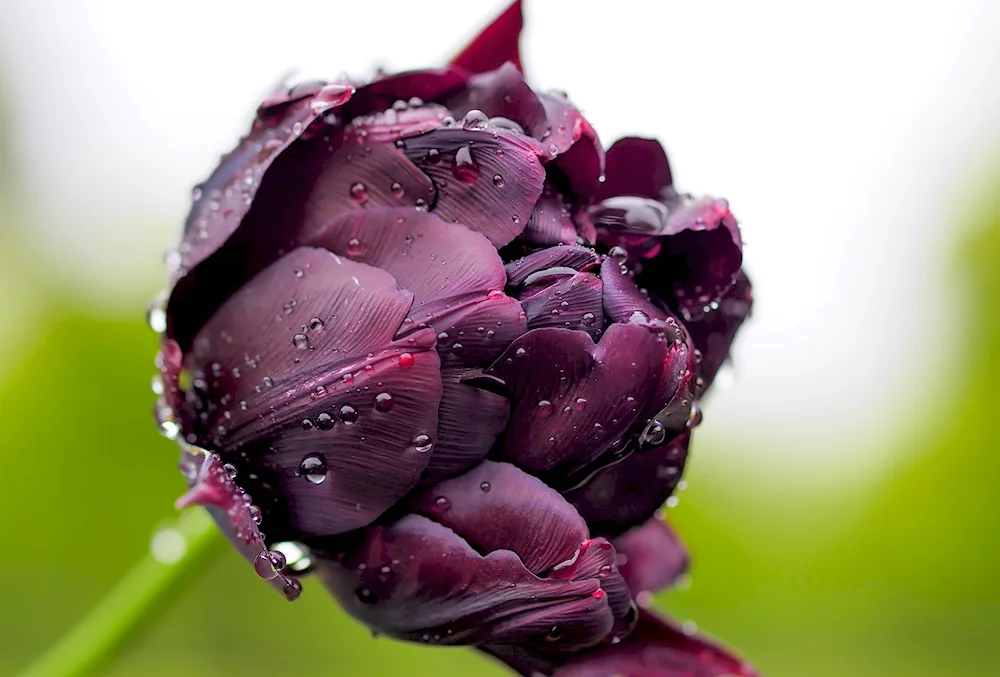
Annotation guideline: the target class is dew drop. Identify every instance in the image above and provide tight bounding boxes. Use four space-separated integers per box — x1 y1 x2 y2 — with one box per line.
349 182 368 203
434 496 451 510
452 146 480 183
292 333 310 350
537 399 553 416
390 181 404 198
347 238 364 256
223 463 238 479
492 174 504 188
308 317 325 331
293 267 305 278
608 245 628 262
254 551 280 580
398 352 415 368
479 481 491 493
374 392 395 412
299 453 328 484
461 109 489 130
412 434 433 453
339 405 359 424
581 312 597 326
425 148 441 164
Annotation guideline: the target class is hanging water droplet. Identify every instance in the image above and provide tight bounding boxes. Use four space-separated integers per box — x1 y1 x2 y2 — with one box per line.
608 245 628 262
299 454 328 484
339 404 359 424
146 292 168 334
254 550 280 580
248 504 263 524
412 434 433 453
452 146 480 183
374 392 395 412
223 463 238 479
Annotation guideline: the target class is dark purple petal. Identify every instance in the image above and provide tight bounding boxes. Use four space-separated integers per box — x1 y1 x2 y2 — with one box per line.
413 461 592 574
504 245 602 287
485 322 679 480
309 208 526 368
614 518 689 597
552 609 760 677
175 449 302 601
685 271 753 396
597 137 673 201
566 432 690 538
401 126 545 247
521 183 579 246
420 370 509 484
181 248 442 536
450 0 524 75
520 272 604 341
342 103 452 145
176 82 354 280
315 514 612 651
166 141 435 350
540 93 605 202
446 62 548 138
341 68 469 119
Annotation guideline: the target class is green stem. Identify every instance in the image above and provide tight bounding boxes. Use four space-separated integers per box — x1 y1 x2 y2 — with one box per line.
17 509 223 677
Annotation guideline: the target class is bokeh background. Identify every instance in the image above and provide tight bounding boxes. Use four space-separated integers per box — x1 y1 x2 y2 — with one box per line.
1 1 999 675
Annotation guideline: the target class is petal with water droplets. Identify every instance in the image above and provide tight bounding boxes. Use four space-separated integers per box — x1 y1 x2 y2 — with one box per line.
401 126 545 247
181 247 442 536
685 271 753 396
447 62 548 137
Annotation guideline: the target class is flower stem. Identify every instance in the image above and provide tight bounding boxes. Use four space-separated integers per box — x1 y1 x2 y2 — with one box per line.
17 509 223 677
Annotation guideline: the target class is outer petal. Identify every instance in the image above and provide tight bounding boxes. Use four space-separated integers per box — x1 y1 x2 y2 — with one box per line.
685 271 753 396
340 68 468 119
519 272 605 342
401 126 546 247
181 248 443 536
451 0 524 75
314 514 613 651
614 518 689 598
597 137 673 201
552 609 760 677
446 62 548 138
566 432 690 538
485 322 682 482
176 81 354 280
166 140 435 350
521 183 580 246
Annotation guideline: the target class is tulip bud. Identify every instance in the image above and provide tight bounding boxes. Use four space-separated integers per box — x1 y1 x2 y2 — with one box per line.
154 1 756 674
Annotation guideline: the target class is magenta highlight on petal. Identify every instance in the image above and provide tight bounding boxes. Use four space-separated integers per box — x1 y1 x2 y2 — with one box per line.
155 0 757 674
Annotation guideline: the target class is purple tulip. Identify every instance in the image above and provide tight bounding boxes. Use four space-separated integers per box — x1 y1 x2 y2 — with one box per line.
153 1 756 674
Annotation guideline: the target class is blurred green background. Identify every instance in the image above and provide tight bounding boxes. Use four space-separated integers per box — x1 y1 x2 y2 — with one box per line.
2 7 1000 674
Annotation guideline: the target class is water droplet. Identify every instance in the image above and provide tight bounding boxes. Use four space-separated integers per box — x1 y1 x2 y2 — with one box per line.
574 397 587 411
299 453 328 484
462 109 489 130
451 342 464 354
640 419 666 446
434 496 451 510
349 182 368 203
271 541 313 572
398 352 415 368
254 550 281 580
479 481 491 493
537 399 553 416
291 121 304 135
374 392 395 412
293 266 305 278
308 317 325 331
311 83 353 113
357 587 377 604
492 174 504 187
425 148 441 164
146 293 168 334
412 434 433 453
608 245 628 262
223 463 238 479
487 116 524 133
515 347 526 358
452 146 480 183
665 496 680 508
346 238 364 256
581 312 597 326
316 412 334 430
293 333 310 350
339 405 359 424
191 186 203 201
